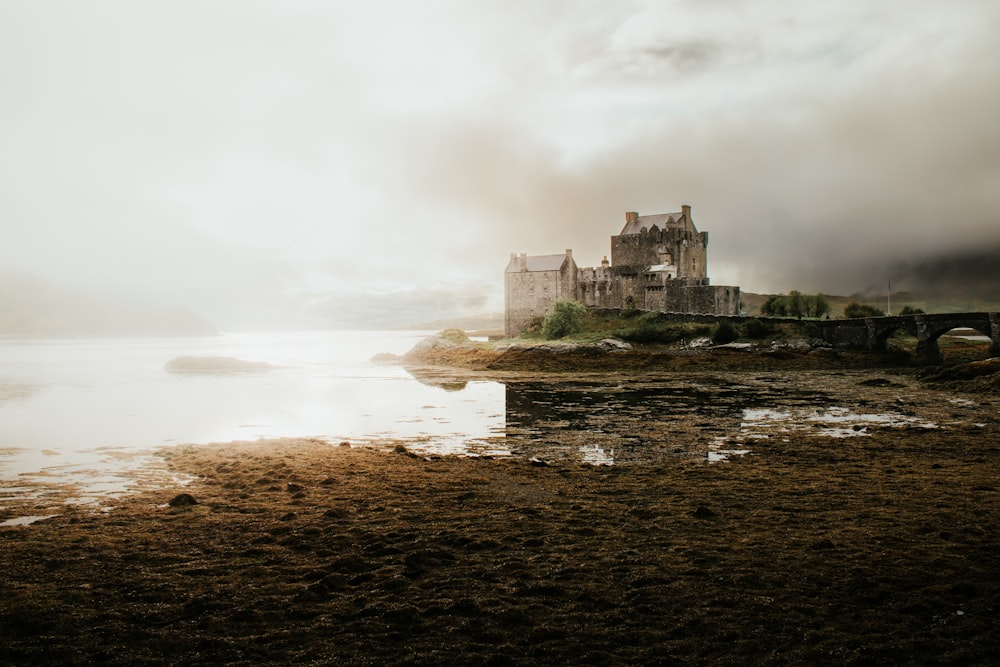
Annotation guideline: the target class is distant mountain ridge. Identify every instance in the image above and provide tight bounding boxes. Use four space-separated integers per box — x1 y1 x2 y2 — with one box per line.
741 290 1000 318
405 312 504 332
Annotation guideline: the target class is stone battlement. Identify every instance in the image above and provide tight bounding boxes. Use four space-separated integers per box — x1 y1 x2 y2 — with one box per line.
504 206 741 337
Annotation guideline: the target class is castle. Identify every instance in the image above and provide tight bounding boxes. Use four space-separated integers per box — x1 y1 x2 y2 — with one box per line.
504 205 741 337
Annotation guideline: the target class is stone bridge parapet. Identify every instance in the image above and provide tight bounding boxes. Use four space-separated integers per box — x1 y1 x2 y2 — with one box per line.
587 308 1000 364
813 312 1000 364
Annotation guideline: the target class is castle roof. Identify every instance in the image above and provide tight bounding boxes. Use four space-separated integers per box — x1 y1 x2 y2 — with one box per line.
620 212 686 235
505 253 569 273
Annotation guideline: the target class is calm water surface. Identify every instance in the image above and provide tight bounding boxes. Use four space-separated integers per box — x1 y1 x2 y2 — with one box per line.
0 331 983 509
0 331 504 497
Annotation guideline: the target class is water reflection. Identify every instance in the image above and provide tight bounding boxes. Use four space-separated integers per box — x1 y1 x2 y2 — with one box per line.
499 379 753 465
1 326 979 511
406 369 954 466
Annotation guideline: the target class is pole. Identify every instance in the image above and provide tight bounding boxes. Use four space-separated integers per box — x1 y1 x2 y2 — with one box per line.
887 279 891 316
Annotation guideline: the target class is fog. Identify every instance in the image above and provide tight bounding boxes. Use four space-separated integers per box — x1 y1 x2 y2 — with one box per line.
2 1 998 333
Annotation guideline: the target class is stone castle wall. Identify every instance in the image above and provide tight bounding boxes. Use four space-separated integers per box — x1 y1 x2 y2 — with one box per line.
505 263 577 337
504 207 740 336
610 229 709 280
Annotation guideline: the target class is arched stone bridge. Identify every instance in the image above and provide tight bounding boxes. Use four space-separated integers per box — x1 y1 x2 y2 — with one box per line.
813 312 1000 364
601 309 1000 364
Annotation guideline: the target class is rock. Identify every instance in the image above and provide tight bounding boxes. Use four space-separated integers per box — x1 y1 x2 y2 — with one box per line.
714 342 753 351
928 357 1000 382
167 493 198 507
693 505 717 519
164 356 272 375
858 378 894 387
370 352 403 365
597 338 632 351
394 444 419 458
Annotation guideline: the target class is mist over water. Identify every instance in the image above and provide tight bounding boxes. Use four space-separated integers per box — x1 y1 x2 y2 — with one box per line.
0 331 504 482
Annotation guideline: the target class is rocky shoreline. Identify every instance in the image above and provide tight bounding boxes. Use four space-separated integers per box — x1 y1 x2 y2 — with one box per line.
400 330 914 374
2 425 998 665
2 333 998 665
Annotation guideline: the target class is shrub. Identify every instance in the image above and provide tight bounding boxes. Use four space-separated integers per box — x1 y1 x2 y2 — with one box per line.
438 328 469 343
898 305 925 315
760 295 787 317
742 318 772 339
812 293 831 318
712 321 739 344
541 300 586 339
523 315 545 337
844 302 885 318
761 292 831 318
615 313 708 345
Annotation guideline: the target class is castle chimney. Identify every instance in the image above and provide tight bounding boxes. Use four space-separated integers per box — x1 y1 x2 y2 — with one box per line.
519 253 527 272
681 204 691 222
565 249 573 259
625 211 639 225
601 256 609 268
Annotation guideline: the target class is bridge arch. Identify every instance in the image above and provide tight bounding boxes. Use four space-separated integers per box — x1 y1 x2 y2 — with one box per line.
919 320 997 364
871 320 918 350
815 312 1000 364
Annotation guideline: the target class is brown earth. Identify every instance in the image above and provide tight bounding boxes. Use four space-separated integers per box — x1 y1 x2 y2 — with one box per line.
2 417 1000 666
402 339 913 374
3 341 999 666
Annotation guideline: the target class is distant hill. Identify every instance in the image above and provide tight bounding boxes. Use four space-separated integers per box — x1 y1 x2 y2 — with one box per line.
0 269 216 338
742 290 1000 318
743 244 1000 317
405 312 504 333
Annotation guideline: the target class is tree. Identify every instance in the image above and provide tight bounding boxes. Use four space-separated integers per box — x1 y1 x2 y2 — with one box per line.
760 295 787 317
762 291 831 318
844 302 885 318
812 293 830 318
788 290 805 319
541 299 586 339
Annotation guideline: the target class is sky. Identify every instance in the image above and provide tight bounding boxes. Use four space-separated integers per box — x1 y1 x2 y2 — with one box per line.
2 0 999 329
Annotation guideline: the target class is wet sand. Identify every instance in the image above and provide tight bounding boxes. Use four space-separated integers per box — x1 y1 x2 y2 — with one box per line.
2 383 999 665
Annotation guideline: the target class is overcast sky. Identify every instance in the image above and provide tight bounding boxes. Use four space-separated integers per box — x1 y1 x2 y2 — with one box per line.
2 1 998 329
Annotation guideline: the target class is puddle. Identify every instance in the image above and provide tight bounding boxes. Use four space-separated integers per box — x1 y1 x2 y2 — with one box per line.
2 366 988 506
0 458 197 512
707 437 751 463
580 444 616 466
0 514 59 527
469 372 966 466
741 406 938 438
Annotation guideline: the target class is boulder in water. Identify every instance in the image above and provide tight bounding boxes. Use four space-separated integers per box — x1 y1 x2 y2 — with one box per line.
164 356 273 375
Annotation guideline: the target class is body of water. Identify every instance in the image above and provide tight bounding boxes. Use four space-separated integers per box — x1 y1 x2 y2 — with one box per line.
0 331 986 509
0 331 504 502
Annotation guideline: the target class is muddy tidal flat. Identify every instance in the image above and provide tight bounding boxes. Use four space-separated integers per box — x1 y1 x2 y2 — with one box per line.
2 364 1000 665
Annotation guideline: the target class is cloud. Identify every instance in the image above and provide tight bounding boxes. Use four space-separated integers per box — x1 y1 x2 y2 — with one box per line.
1 0 999 332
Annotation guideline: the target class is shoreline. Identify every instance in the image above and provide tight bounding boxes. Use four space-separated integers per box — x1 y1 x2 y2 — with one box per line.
2 427 999 665
3 336 999 664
